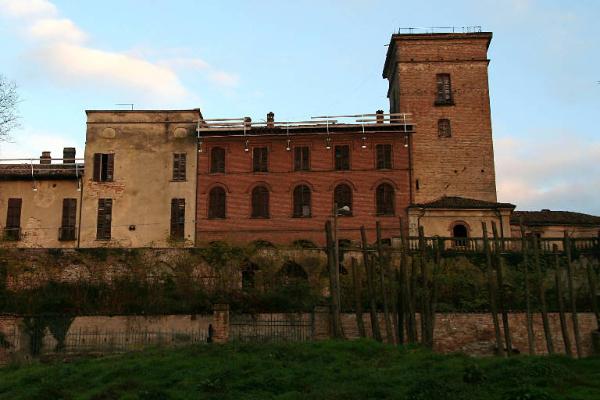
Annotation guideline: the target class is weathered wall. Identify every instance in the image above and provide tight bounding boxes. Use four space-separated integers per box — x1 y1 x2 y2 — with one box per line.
80 110 199 248
385 33 497 204
197 131 410 246
409 208 512 238
0 179 80 248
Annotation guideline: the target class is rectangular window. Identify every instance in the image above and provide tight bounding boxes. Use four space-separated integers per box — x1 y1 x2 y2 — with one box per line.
438 119 452 138
172 153 187 181
4 198 22 241
376 144 392 169
435 73 453 105
294 146 310 171
253 147 268 172
334 145 350 171
170 198 185 240
93 153 114 182
96 198 112 240
59 198 77 241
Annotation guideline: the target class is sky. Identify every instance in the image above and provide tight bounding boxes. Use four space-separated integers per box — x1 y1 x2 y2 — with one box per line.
0 0 598 214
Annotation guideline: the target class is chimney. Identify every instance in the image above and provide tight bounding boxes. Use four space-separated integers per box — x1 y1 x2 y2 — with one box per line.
244 116 252 129
266 112 274 128
40 151 51 165
376 110 384 124
63 147 76 164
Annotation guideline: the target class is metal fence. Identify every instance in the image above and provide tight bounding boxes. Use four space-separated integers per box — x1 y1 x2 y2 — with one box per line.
7 327 209 356
229 314 313 343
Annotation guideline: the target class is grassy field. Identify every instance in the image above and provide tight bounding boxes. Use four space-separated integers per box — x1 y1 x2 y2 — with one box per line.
0 340 599 400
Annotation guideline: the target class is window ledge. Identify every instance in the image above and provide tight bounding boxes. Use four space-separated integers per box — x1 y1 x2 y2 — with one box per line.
434 100 455 107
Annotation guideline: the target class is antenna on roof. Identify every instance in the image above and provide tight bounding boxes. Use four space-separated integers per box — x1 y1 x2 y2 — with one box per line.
116 103 134 110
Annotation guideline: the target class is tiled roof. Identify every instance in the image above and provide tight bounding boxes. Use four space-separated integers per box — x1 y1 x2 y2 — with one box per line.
511 210 600 227
0 164 84 180
410 196 515 210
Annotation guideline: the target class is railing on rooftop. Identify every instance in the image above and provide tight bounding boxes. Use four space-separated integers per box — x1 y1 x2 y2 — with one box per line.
397 26 482 34
0 158 84 180
198 112 413 132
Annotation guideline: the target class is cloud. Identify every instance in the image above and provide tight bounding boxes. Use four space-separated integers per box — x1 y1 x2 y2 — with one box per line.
495 134 600 214
0 126 82 160
0 0 238 101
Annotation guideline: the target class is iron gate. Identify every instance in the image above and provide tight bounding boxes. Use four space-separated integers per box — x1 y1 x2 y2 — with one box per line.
229 314 313 342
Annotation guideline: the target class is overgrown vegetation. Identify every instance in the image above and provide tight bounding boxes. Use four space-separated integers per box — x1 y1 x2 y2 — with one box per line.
0 340 599 399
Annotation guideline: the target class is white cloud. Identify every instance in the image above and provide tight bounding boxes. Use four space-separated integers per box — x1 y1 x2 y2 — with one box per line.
0 0 239 101
28 17 86 43
0 127 82 160
495 134 600 214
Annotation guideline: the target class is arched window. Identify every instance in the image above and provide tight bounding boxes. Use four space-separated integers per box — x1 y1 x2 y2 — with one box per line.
208 187 226 219
452 223 468 247
376 183 395 216
333 184 352 215
210 147 225 173
293 185 311 217
251 186 269 218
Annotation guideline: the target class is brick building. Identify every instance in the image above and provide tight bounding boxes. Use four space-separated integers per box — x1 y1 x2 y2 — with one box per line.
2 28 597 248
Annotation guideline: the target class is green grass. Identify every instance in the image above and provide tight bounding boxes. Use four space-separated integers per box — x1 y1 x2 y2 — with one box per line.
0 340 599 400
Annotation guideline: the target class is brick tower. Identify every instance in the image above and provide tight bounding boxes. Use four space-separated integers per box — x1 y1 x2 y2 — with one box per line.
383 30 497 204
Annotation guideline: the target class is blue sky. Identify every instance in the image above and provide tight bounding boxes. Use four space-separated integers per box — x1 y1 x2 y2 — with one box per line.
0 0 599 214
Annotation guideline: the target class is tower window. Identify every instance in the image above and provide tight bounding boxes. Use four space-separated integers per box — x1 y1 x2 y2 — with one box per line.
438 119 452 138
253 147 268 172
172 153 187 181
96 198 112 240
293 185 311 217
435 73 453 105
334 145 350 170
294 146 310 171
93 153 114 182
170 198 185 240
208 187 226 219
376 144 392 169
376 183 395 216
251 186 270 218
210 147 225 173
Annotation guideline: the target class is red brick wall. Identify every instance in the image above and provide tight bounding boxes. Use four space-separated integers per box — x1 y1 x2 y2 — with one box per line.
196 131 410 245
386 33 497 204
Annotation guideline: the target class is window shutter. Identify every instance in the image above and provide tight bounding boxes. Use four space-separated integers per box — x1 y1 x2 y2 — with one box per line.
261 148 268 171
93 153 101 181
208 187 226 219
172 154 180 180
106 154 114 181
6 198 22 228
170 198 185 239
252 186 269 218
62 198 77 228
97 199 112 239
294 147 301 171
376 184 395 216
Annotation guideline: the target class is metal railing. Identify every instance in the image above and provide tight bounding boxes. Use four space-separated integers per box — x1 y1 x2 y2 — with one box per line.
398 26 483 34
230 314 313 342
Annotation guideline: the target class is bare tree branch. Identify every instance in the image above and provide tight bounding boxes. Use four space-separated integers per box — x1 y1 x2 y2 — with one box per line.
0 74 21 142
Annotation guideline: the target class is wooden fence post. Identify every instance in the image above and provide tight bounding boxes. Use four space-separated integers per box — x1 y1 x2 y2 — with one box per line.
564 231 582 357
325 221 344 339
482 222 504 356
532 234 555 355
553 245 572 357
376 221 394 344
351 257 366 338
519 217 536 354
492 222 512 355
361 225 382 342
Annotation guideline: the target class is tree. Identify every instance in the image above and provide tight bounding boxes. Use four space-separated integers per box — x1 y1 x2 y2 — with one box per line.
0 74 20 143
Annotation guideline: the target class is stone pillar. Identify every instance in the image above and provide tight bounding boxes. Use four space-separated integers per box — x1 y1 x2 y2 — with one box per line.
313 306 331 340
212 304 229 343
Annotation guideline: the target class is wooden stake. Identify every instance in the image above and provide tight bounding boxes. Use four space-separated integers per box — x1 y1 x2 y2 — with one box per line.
553 245 572 357
361 225 382 341
351 257 366 338
398 217 410 344
532 234 554 354
564 231 582 357
492 222 512 356
376 221 394 343
519 217 536 354
482 222 504 356
418 226 432 347
325 221 344 339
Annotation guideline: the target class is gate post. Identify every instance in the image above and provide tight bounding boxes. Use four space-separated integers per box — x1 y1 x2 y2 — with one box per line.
212 304 230 343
